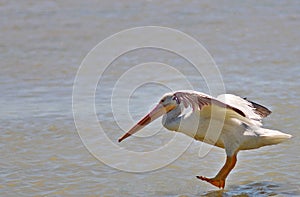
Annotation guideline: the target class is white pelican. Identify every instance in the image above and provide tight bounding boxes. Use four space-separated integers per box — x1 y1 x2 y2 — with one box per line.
118 91 292 188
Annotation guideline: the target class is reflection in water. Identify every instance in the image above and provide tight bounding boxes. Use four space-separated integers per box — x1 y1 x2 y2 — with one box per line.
202 181 300 197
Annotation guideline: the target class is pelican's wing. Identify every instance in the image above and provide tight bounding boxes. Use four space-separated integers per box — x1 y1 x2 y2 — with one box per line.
244 98 272 118
174 91 246 117
174 91 264 126
217 94 271 121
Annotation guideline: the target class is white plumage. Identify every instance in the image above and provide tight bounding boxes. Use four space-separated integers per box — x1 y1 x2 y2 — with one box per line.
217 94 263 122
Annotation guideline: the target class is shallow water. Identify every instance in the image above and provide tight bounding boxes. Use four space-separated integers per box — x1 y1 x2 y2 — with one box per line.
1 0 300 196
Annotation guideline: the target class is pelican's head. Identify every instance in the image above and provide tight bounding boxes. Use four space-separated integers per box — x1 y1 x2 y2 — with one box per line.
159 92 180 109
118 92 180 142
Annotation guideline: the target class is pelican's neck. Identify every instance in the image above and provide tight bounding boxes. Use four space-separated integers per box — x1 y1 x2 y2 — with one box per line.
162 106 182 131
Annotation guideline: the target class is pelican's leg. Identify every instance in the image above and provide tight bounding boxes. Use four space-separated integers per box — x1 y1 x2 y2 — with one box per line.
197 153 237 189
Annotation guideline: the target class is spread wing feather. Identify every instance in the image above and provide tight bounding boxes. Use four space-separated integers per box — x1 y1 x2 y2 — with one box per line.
174 91 246 117
244 98 272 118
174 91 270 126
217 94 271 121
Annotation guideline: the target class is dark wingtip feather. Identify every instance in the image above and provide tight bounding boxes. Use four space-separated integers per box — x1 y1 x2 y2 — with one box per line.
244 98 272 118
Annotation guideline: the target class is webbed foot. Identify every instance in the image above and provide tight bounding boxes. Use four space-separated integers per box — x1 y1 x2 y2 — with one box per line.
196 176 225 189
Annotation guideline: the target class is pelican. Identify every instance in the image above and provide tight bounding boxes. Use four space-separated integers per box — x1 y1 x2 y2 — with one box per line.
118 90 292 188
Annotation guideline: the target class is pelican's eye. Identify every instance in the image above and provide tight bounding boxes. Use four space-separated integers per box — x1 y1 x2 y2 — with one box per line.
160 98 165 103
172 95 180 104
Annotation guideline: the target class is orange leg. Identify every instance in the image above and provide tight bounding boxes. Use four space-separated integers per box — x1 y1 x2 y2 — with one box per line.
197 153 237 189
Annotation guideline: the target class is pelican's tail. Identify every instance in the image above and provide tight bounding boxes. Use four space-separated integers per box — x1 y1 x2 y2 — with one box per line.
257 128 292 146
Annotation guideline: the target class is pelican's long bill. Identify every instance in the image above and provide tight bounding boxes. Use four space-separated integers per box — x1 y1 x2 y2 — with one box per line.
118 103 176 142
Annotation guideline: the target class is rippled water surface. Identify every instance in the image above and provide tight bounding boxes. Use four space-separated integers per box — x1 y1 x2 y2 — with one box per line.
1 1 299 196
